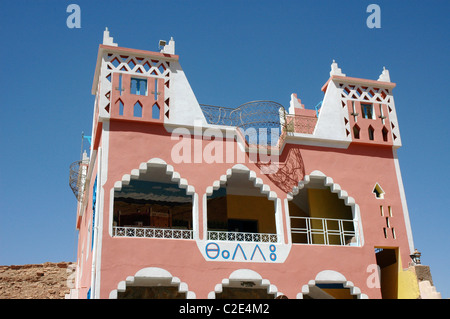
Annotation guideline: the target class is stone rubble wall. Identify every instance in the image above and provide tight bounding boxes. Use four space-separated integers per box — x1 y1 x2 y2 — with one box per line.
411 265 442 299
0 262 75 299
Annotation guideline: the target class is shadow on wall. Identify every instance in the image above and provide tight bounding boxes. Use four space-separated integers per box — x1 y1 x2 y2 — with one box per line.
257 147 305 193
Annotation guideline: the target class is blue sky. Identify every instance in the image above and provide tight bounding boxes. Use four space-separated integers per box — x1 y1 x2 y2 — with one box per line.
0 0 448 298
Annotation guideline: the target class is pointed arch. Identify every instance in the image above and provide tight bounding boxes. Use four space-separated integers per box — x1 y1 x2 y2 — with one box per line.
116 98 124 116
368 125 375 140
205 164 278 200
353 124 360 139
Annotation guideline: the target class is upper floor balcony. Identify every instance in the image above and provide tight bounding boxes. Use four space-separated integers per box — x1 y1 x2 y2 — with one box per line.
110 162 360 247
111 217 358 246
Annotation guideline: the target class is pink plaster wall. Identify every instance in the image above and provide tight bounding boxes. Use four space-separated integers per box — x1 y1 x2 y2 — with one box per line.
88 119 412 299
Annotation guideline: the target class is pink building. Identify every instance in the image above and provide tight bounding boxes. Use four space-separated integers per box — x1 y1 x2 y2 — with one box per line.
68 29 441 299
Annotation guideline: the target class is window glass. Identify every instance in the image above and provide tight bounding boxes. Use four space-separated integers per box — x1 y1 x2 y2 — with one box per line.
361 103 373 119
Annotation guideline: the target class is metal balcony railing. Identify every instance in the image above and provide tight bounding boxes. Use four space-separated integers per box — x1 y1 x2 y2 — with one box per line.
69 160 81 199
69 160 88 200
290 216 359 246
207 230 278 243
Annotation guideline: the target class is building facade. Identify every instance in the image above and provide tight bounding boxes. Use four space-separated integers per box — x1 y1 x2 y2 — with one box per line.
67 29 440 299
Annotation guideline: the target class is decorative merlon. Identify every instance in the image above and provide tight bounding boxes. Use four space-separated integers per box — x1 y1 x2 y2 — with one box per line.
289 93 304 114
103 27 118 47
160 37 175 54
330 60 345 77
378 66 391 82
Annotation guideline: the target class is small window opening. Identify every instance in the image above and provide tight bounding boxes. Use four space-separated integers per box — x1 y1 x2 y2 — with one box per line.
134 101 143 117
118 74 123 96
131 78 148 96
368 125 375 140
158 64 166 75
153 78 158 100
127 59 136 70
361 103 374 119
382 127 389 142
152 103 160 119
373 183 385 199
353 124 360 139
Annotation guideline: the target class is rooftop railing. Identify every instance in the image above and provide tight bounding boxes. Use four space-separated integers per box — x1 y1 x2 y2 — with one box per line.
200 101 318 136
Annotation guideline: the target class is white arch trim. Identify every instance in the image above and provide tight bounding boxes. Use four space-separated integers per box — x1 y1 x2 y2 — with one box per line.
205 164 277 201
287 170 355 205
113 157 195 195
296 270 369 299
207 269 284 299
285 170 364 246
109 267 196 299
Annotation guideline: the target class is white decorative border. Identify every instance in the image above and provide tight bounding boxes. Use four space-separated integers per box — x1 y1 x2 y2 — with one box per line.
205 163 277 200
109 267 195 299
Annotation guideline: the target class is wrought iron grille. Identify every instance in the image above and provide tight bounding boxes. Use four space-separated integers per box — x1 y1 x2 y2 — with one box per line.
232 101 284 146
199 104 238 126
200 100 286 146
113 226 193 240
207 230 278 243
69 160 81 199
69 160 89 200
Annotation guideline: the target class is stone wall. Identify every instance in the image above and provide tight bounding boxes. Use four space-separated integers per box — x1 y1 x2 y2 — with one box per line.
0 262 74 299
411 265 442 299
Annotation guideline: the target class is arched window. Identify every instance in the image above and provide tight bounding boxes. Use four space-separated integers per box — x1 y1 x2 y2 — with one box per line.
113 164 194 240
206 169 278 243
133 101 142 117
